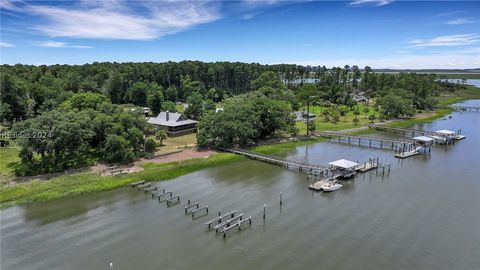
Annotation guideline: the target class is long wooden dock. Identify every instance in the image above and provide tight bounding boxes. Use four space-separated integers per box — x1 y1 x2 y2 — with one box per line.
370 125 439 137
223 148 329 175
316 131 414 151
451 105 480 112
370 125 461 143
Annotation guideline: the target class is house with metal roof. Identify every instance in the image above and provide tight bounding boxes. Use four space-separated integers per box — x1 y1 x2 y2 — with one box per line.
147 111 198 136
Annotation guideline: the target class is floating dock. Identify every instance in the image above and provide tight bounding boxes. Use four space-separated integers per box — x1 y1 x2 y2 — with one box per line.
308 180 330 191
395 150 420 159
356 162 377 172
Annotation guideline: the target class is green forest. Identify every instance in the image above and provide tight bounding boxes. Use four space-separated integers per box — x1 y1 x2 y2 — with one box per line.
0 61 467 175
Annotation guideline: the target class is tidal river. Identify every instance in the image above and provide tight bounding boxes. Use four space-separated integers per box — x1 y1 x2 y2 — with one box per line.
2 100 479 270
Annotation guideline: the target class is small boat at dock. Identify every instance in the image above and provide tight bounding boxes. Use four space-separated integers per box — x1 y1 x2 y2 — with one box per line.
321 182 343 192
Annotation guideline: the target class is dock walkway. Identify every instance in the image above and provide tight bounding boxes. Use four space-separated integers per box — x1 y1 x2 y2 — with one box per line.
222 148 329 175
451 105 480 112
370 125 462 143
316 131 413 151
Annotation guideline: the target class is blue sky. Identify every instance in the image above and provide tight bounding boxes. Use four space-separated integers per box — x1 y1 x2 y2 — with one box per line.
1 0 479 68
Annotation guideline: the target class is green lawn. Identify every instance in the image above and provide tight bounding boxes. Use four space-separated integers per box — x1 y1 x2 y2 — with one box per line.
155 133 197 155
0 144 21 177
296 103 378 134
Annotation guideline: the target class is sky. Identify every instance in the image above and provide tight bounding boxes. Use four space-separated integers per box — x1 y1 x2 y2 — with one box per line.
0 0 479 69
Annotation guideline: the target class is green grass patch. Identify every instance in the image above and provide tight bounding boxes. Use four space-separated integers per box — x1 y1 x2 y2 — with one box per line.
176 104 185 113
0 144 21 176
296 103 377 134
0 152 242 208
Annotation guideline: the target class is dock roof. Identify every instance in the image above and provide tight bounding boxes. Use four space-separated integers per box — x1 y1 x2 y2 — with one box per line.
412 136 434 142
436 129 455 135
328 159 358 169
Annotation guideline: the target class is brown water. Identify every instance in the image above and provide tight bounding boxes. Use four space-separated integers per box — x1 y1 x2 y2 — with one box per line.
2 100 480 270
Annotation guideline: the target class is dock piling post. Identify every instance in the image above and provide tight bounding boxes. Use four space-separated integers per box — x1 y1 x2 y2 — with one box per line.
218 209 221 216
188 199 190 205
263 204 266 220
280 192 283 205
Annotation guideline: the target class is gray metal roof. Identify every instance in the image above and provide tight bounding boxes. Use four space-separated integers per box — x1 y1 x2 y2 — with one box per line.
328 159 358 169
436 129 455 135
148 112 197 127
413 136 434 142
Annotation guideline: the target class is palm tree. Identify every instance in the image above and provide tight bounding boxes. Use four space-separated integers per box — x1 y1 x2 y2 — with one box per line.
363 106 369 118
343 65 350 85
155 130 168 146
352 65 360 88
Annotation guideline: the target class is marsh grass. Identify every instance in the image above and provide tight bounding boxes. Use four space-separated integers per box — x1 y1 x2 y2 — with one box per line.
0 153 242 208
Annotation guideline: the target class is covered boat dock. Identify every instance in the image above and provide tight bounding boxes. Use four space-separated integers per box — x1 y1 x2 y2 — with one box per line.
328 159 358 179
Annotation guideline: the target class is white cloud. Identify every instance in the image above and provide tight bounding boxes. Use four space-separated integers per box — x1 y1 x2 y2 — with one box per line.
242 12 262 20
0 0 25 11
35 41 92 49
8 0 220 40
445 18 476 25
0 42 15 48
409 34 479 47
243 0 280 6
434 10 466 18
349 0 394 7
283 52 480 69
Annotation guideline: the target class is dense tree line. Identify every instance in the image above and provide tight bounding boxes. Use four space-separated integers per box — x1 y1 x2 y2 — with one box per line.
1 62 466 124
0 61 316 124
11 93 149 175
197 72 297 148
2 61 468 174
296 66 467 119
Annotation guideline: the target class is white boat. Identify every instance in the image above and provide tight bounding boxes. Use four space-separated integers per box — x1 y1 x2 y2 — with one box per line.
321 182 343 192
